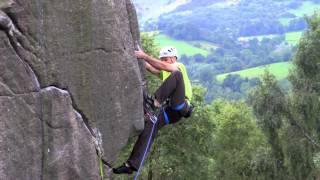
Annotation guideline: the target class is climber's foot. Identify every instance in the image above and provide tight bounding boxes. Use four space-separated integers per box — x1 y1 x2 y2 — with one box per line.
113 163 136 174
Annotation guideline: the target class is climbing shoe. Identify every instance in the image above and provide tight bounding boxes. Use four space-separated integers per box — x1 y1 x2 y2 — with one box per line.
113 163 136 174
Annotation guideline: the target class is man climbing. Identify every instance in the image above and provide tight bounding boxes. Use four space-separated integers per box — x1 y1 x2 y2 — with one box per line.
113 46 193 175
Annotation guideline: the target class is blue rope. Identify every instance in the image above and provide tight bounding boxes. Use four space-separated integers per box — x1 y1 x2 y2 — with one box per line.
134 115 158 180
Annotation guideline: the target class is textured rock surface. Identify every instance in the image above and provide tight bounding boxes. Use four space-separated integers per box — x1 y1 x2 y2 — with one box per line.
0 87 99 180
0 22 99 178
1 0 144 179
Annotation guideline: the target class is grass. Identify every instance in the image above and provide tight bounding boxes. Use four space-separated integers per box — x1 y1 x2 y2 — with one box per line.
285 31 303 45
216 62 293 82
155 34 210 57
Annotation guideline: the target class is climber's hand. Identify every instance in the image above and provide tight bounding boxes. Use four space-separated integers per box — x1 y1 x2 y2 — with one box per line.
135 50 147 60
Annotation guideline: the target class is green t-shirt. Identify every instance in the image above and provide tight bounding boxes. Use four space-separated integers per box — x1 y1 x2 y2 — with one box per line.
159 63 193 101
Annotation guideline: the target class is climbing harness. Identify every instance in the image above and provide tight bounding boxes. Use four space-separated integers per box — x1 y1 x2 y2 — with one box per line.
171 102 186 111
134 94 190 179
162 101 187 125
133 110 159 180
172 100 194 118
162 107 170 124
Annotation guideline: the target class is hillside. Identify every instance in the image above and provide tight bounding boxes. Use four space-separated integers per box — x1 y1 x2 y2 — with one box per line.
174 0 239 11
158 0 316 41
155 34 213 56
133 0 191 25
134 0 320 101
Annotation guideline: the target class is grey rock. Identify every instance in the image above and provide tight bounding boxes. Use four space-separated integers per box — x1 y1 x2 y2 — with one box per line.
41 87 99 180
0 31 40 95
12 0 145 161
1 0 145 178
0 87 99 180
0 0 14 10
0 94 43 179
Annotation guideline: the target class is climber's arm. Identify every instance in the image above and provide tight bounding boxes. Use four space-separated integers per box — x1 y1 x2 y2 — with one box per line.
135 50 179 72
145 62 160 75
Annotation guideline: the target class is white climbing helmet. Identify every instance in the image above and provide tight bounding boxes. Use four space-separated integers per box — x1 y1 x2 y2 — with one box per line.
159 46 178 58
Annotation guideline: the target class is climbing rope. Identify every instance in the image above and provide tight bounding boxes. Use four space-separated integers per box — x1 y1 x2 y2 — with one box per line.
99 158 104 180
133 111 159 180
92 128 106 180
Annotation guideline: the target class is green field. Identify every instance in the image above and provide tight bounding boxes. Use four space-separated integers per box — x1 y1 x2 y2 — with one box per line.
285 31 303 45
155 34 210 57
216 62 293 82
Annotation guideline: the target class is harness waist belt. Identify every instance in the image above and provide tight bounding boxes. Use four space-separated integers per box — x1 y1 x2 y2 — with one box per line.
171 102 186 111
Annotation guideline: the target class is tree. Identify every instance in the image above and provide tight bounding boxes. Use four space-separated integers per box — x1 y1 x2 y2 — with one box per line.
210 100 267 180
250 13 320 179
140 32 159 57
140 32 162 93
222 74 243 92
250 72 288 179
285 12 320 179
193 54 206 63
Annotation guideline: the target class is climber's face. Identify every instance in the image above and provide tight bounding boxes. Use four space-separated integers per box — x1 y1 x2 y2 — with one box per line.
160 56 177 64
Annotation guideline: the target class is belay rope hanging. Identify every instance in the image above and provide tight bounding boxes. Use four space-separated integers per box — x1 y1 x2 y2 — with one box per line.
92 128 105 180
134 110 159 180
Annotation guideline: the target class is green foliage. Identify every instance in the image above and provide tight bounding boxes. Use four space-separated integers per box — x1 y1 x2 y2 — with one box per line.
140 32 162 93
141 32 160 57
289 12 320 140
250 72 288 179
285 12 320 179
251 72 287 130
249 12 320 179
210 100 267 180
155 0 315 42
